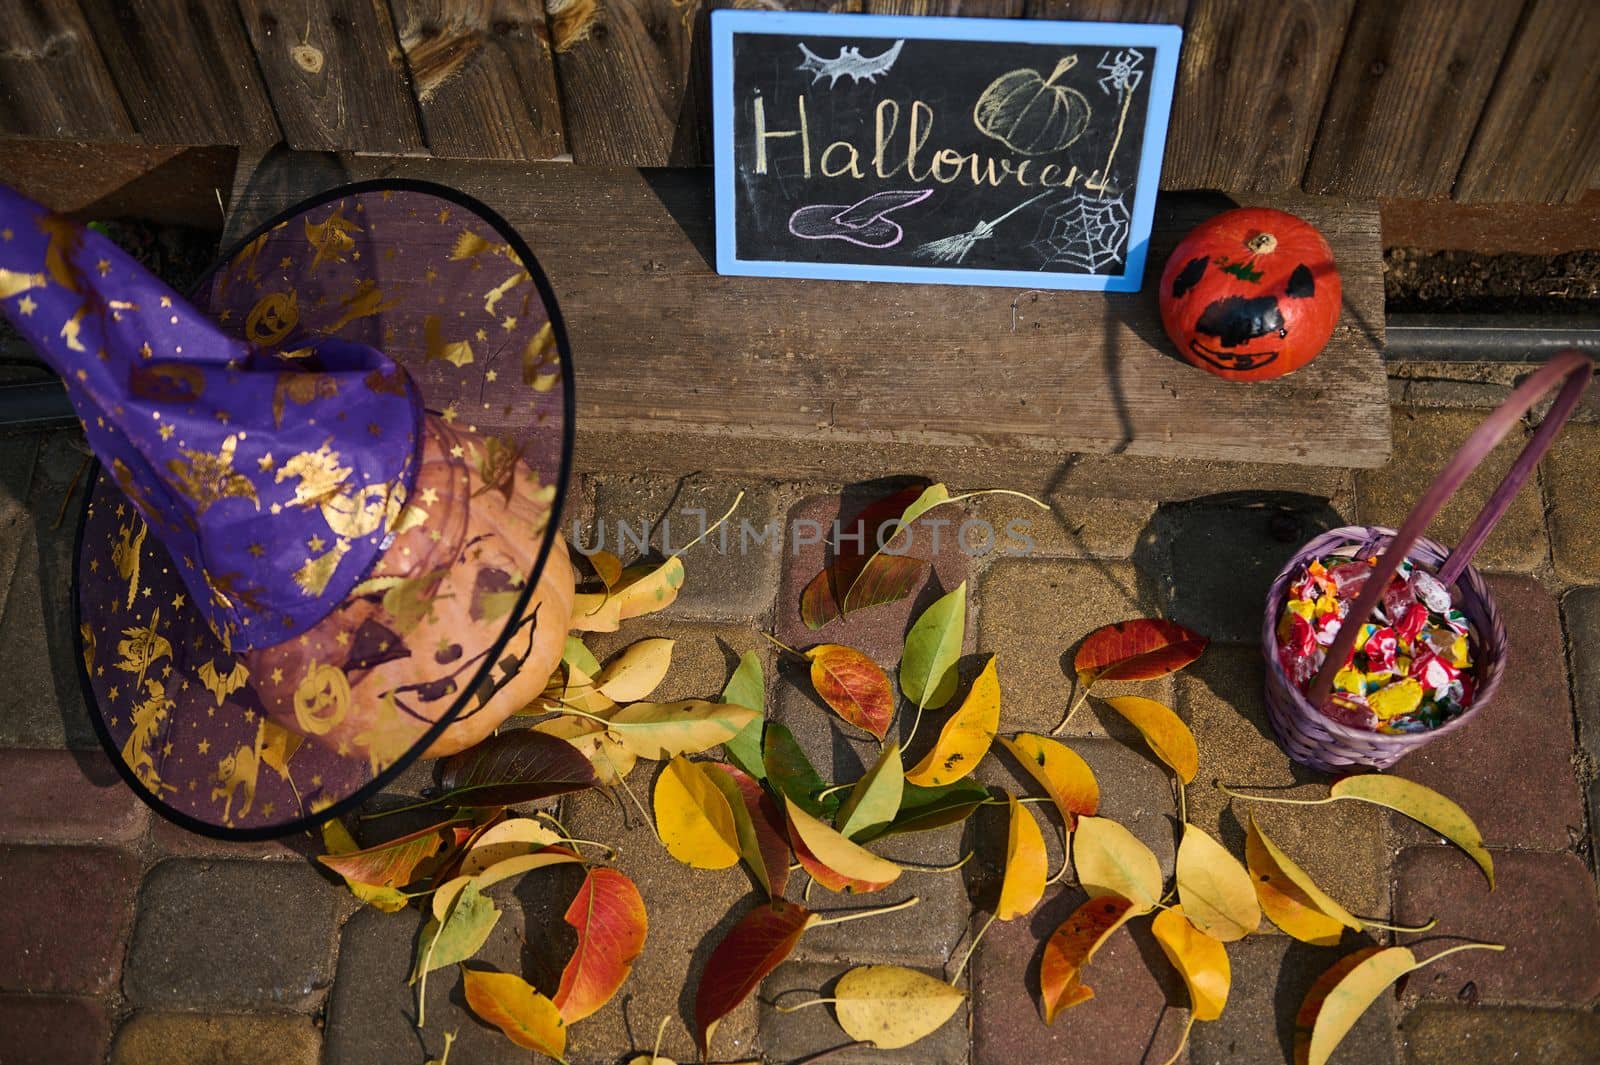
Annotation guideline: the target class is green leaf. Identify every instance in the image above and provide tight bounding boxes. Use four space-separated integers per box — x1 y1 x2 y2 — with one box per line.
411 880 500 984
901 583 966 711
562 636 602 679
720 650 766 780
701 762 773 897
835 742 905 841
862 779 990 840
762 722 838 820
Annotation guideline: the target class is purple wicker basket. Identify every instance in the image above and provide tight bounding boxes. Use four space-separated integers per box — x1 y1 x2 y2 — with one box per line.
1261 351 1594 773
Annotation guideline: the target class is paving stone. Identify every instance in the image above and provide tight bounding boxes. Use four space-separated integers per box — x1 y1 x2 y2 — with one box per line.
0 845 138 995
583 620 773 705
146 815 314 860
0 433 39 621
975 558 1175 739
1191 933 1399 1065
110 1010 321 1065
1180 647 1390 918
0 748 148 844
325 902 541 1065
1399 1003 1600 1065
970 884 1189 1065
125 858 348 1010
1394 847 1600 1007
1390 576 1583 853
1543 421 1600 584
0 993 112 1065
1355 407 1547 574
557 776 761 1065
587 474 784 622
761 959 969 1064
978 493 1153 561
1563 587 1600 874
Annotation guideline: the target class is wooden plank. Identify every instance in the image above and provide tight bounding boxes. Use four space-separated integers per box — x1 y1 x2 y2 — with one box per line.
235 0 426 153
387 0 568 160
1027 0 1187 24
227 155 1389 468
78 0 280 145
865 0 1024 15
1452 0 1600 204
1382 190 1600 255
0 1 135 140
1161 0 1353 193
1302 0 1523 200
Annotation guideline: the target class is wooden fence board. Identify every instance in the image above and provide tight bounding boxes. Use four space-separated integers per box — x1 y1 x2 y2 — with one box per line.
226 154 1390 468
865 1 1024 16
0 1 135 140
387 0 568 159
1452 0 1600 204
80 0 280 146
236 0 426 152
1027 1 1187 25
1162 0 1352 193
1302 0 1523 200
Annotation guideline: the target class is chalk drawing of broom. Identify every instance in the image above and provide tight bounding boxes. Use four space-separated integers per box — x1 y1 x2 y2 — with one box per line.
913 190 1055 265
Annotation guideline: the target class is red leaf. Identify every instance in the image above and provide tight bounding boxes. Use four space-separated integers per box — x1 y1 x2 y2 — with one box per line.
720 763 792 899
695 900 817 1053
552 867 648 1023
801 485 929 629
438 729 598 806
317 818 458 887
1039 895 1137 1023
1074 619 1209 686
806 644 895 740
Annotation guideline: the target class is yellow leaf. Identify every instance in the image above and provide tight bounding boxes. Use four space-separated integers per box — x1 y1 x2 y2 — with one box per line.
1330 775 1493 889
997 733 1099 830
461 967 567 1059
534 713 636 786
998 794 1047 921
906 656 1000 787
1151 905 1230 1021
587 549 623 588
655 756 741 870
570 591 621 633
784 795 901 891
1176 823 1260 942
1300 947 1415 1065
1071 815 1162 913
832 964 966 1049
555 664 618 717
605 701 760 760
460 818 564 875
616 557 685 620
1245 814 1361 945
595 638 675 703
1102 695 1198 785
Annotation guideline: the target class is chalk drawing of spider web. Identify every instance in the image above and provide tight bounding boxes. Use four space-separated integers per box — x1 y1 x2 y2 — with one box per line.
1028 193 1130 273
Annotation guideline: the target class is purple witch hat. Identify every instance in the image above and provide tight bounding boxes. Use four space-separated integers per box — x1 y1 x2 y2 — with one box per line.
0 180 574 838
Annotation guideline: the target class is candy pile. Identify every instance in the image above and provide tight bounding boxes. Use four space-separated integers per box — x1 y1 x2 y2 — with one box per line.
1275 554 1477 733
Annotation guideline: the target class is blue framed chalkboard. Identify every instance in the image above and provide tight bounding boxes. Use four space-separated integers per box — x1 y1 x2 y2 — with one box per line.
711 12 1181 292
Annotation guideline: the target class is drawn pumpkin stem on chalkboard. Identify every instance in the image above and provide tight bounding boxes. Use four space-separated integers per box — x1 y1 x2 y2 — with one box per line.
973 56 1093 157
913 190 1056 266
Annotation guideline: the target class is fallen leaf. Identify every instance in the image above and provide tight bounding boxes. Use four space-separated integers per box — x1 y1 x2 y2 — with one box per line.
562 635 602 679
654 756 741 870
586 549 623 588
1075 619 1208 686
720 650 766 780
906 654 998 787
1101 695 1198 785
801 485 932 629
595 638 675 703
866 779 991 839
806 644 895 740
1245 814 1361 945
615 556 685 620
702 762 789 897
1071 815 1163 913
785 794 901 893
460 818 564 875
461 967 567 1059
1039 895 1137 1023
412 879 500 983
900 582 967 712
832 964 966 1049
319 819 432 911
318 818 453 896
533 713 636 787
763 722 839 820
835 743 905 841
605 701 761 760
569 590 621 633
1329 775 1493 888
552 663 618 717
1176 823 1261 942
997 733 1099 830
1151 905 1230 1021
553 867 648 1023
997 793 1047 921
437 729 598 807
434 849 583 915
695 900 817 1053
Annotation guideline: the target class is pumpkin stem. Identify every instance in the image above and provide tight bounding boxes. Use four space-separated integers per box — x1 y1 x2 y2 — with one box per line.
1245 232 1278 256
1045 55 1078 85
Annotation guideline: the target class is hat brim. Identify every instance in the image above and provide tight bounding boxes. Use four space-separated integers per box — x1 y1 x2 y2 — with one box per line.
72 180 576 840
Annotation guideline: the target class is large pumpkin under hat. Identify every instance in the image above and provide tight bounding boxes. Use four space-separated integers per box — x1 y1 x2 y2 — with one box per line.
0 179 575 838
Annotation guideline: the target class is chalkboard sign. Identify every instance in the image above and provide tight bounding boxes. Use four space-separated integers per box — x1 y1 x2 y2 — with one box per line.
711 12 1181 291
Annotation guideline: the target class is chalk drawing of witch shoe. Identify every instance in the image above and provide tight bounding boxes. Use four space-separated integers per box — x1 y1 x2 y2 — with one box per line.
787 188 934 249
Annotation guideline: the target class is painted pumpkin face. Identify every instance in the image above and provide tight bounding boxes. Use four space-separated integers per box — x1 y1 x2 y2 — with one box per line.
1158 208 1341 382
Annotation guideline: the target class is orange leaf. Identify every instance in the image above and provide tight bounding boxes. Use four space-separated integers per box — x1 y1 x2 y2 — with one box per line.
997 794 1047 920
461 967 567 1059
695 900 817 1054
805 644 895 741
552 867 648 1024
1074 619 1208 686
317 818 456 888
1101 696 1198 785
800 485 931 629
1039 895 1137 1024
997 733 1099 830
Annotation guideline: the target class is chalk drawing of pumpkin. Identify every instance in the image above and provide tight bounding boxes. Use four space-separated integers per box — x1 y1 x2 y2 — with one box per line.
973 55 1093 156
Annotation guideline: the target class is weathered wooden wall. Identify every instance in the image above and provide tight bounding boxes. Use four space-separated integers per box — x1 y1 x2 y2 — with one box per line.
0 0 1596 202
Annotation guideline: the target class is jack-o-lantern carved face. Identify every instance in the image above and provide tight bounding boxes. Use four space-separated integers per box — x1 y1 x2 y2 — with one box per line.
1159 208 1341 382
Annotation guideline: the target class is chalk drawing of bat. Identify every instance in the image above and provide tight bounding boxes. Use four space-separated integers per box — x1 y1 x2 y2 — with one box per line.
796 40 905 87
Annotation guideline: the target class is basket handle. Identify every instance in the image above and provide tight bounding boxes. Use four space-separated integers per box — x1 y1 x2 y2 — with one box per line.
1307 349 1593 707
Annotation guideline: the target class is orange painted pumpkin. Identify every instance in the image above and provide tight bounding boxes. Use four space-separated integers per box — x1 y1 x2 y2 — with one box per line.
1158 208 1341 382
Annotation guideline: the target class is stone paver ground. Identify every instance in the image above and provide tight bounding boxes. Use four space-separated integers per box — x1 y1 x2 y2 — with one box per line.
3 386 1600 1065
